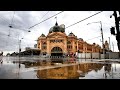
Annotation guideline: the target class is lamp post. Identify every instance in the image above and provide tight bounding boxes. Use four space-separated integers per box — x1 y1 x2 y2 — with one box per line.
87 21 105 58
19 38 23 57
112 42 114 52
108 37 111 51
108 37 111 59
18 37 23 79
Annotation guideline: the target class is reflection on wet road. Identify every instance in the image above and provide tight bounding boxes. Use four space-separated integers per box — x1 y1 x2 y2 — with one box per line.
0 56 120 79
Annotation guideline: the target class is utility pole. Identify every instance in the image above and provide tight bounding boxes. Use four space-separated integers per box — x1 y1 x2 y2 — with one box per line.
112 42 114 52
100 21 105 57
87 21 105 58
108 37 111 59
18 39 21 72
110 11 120 58
19 40 21 57
113 11 120 57
113 11 120 50
108 37 111 50
18 38 23 57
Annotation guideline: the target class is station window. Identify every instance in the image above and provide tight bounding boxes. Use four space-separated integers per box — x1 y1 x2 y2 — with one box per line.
50 39 63 43
67 41 71 44
75 46 77 49
42 46 46 49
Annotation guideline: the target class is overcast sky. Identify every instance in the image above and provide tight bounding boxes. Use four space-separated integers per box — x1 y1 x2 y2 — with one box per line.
0 11 118 55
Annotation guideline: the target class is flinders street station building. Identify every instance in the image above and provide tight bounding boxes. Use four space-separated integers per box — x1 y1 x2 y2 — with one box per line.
37 22 104 57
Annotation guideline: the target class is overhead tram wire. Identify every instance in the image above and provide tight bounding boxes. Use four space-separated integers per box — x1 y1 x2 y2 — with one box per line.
8 11 15 36
1 11 50 33
28 11 64 29
28 11 50 33
0 12 27 38
0 28 27 40
9 11 50 33
6 11 16 46
0 12 13 24
11 11 15 25
11 27 30 32
85 36 101 41
0 16 10 25
9 11 15 28
39 11 50 21
65 11 103 29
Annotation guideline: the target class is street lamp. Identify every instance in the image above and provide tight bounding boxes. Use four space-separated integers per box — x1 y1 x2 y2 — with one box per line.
19 38 23 57
108 37 111 51
18 37 23 78
87 21 105 58
112 42 114 52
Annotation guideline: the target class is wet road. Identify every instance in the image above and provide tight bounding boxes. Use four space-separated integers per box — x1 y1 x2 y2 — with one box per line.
0 56 120 79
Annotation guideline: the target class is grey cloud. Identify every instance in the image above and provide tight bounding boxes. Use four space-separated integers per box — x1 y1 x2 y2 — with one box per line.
0 11 119 53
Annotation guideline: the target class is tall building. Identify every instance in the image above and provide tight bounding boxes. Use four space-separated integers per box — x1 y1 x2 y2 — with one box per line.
37 22 102 57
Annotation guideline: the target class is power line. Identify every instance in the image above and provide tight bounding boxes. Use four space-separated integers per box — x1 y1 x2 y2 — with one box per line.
11 27 30 32
0 16 10 25
65 11 103 29
11 11 15 25
28 11 64 29
0 32 9 37
8 28 11 36
0 11 28 33
22 11 50 31
0 12 12 24
11 11 50 31
39 11 49 21
8 11 16 36
85 36 101 41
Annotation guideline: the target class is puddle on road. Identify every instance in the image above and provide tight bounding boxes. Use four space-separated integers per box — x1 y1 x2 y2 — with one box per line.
0 57 120 79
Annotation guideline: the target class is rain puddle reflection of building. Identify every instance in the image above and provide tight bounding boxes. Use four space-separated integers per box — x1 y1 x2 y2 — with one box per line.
35 61 105 79
17 59 120 79
1 57 120 79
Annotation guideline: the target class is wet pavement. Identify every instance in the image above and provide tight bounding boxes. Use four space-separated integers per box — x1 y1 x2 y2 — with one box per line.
0 56 120 79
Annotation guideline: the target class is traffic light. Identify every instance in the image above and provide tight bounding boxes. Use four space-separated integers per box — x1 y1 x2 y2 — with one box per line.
110 27 116 35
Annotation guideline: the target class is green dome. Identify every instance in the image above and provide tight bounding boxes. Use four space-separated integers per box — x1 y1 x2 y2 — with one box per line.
49 22 65 33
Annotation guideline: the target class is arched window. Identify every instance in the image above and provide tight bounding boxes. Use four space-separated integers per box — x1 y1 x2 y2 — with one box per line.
67 41 71 44
51 47 62 53
43 42 46 45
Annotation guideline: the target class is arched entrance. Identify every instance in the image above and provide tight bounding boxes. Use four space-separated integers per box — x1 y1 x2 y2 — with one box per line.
51 47 63 56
